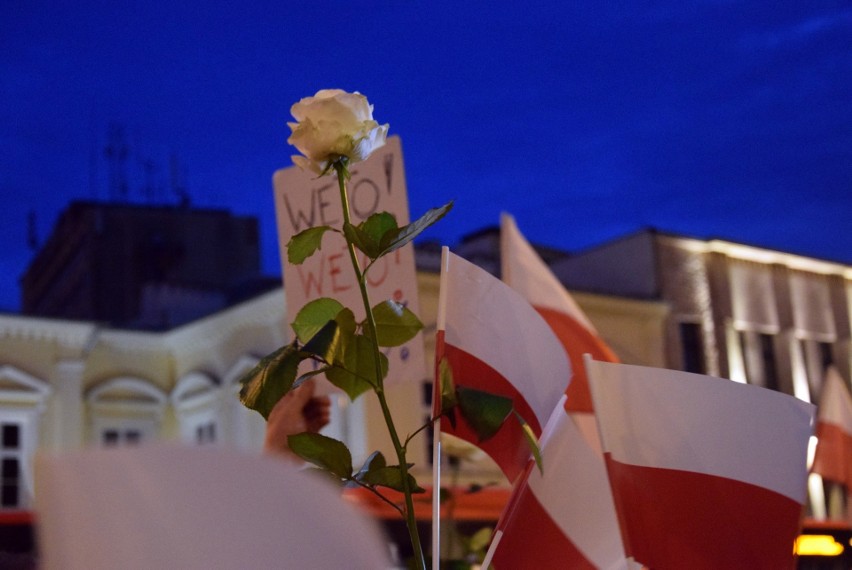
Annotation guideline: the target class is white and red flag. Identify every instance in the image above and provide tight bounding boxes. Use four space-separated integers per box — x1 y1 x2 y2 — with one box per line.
587 358 814 570
494 214 630 568
500 213 618 421
811 367 852 489
434 247 570 482
486 397 631 569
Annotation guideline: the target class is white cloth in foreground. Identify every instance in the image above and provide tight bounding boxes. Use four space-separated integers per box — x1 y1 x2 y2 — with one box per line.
35 444 391 569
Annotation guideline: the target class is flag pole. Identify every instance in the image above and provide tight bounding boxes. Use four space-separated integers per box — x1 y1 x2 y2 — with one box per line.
480 530 503 569
431 246 451 570
431 418 442 569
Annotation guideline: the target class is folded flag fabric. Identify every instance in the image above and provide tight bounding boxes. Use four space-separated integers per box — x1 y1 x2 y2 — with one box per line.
35 445 391 569
496 214 630 567
488 397 631 570
500 212 618 416
434 247 571 482
587 358 815 570
811 366 852 489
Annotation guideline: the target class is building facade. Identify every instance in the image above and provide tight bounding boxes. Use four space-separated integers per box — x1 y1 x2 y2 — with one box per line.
551 229 851 396
3 222 850 527
20 201 262 329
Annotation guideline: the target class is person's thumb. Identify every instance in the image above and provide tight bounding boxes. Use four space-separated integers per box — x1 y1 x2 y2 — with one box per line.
290 378 316 406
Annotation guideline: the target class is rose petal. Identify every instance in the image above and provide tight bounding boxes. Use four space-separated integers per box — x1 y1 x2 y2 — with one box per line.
287 89 388 169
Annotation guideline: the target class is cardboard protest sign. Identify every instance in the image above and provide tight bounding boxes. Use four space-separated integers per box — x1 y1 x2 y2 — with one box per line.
273 136 425 389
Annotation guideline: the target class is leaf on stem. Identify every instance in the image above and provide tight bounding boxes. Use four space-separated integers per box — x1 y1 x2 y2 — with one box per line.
301 319 344 363
326 334 386 399
355 450 387 479
369 300 423 347
514 410 544 474
238 342 303 420
300 309 359 384
361 465 426 494
294 366 332 388
362 212 398 245
376 202 453 257
292 298 345 343
456 386 513 442
287 432 353 480
438 357 457 428
333 307 358 336
466 527 494 557
342 222 373 258
287 225 334 265
343 212 399 260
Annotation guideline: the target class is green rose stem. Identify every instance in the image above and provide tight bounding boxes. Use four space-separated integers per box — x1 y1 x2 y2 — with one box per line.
333 160 427 570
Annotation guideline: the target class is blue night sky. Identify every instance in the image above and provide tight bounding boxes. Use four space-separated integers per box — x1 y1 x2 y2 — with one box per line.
2 1 850 312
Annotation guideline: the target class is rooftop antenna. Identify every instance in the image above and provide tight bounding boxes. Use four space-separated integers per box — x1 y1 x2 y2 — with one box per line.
88 108 100 199
104 123 129 202
170 153 191 207
140 157 158 203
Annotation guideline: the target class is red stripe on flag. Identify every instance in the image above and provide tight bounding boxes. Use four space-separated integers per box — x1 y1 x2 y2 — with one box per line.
812 421 852 489
436 330 542 482
604 454 802 570
492 465 596 569
535 307 619 414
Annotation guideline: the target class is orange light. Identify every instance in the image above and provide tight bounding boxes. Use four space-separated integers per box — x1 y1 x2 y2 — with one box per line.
795 535 844 556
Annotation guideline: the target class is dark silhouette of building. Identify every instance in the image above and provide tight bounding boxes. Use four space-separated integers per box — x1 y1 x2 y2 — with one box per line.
20 201 264 329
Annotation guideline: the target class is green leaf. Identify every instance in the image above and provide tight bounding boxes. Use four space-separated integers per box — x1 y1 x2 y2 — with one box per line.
376 202 453 257
438 358 457 428
456 386 513 442
326 334 386 399
361 465 425 494
287 432 353 479
292 298 345 343
287 226 334 265
342 222 374 258
361 212 398 247
300 307 358 365
238 343 303 420
467 526 494 554
333 307 358 336
370 300 423 347
294 366 332 387
301 308 358 363
514 410 544 475
343 213 400 260
301 319 344 363
354 450 387 480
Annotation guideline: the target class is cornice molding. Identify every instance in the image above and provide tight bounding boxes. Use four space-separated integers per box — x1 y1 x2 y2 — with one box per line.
0 314 97 352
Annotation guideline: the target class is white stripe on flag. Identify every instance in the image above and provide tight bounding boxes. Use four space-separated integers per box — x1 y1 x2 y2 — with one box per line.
811 367 852 488
440 249 570 427
500 212 596 332
587 357 814 569
526 403 628 568
587 359 814 504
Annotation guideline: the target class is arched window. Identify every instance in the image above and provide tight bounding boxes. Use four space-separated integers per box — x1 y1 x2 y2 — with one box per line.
0 365 52 509
86 377 166 446
171 372 220 445
222 355 266 451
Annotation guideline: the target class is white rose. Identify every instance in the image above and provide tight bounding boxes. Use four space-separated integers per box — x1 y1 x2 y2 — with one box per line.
287 89 390 175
